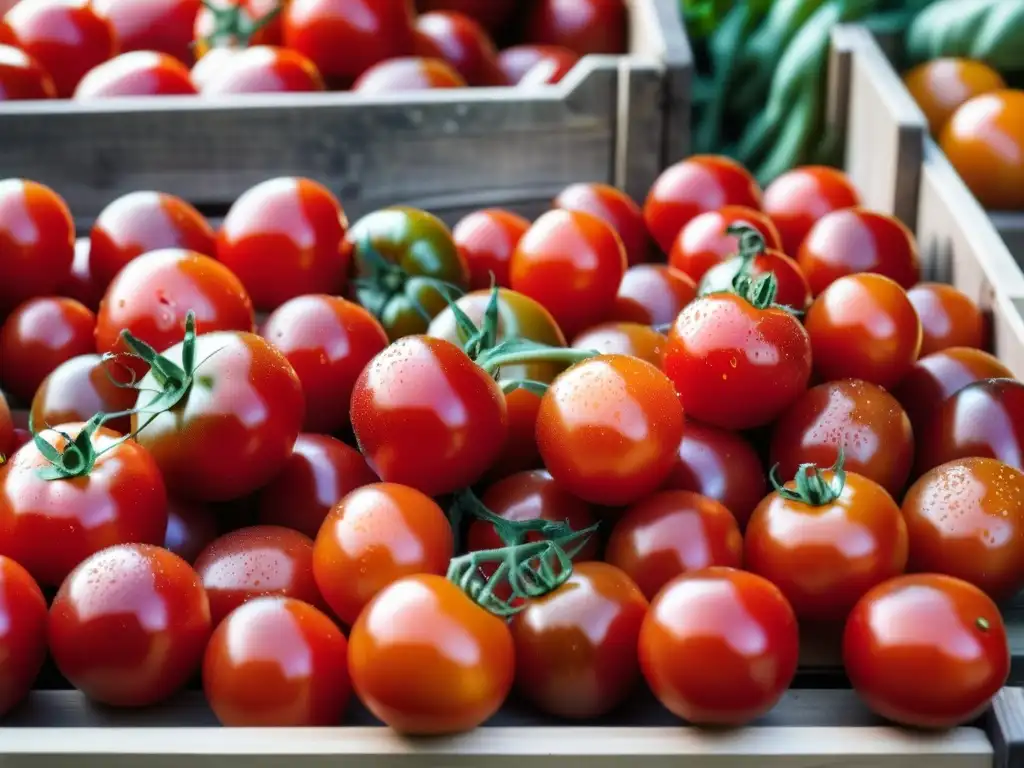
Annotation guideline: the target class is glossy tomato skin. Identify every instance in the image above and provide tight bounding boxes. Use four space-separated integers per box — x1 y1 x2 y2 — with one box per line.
59 238 104 312
74 51 197 97
519 51 581 86
0 556 47 717
639 567 799 725
0 392 13 458
350 336 507 497
498 44 578 85
164 498 218 564
348 573 515 735
904 58 1006 136
452 208 529 290
201 45 325 94
0 296 96 403
30 354 137 436
414 11 505 86
643 156 762 255
572 322 666 367
698 249 812 311
907 282 986 355
313 482 453 626
668 205 783 282
553 182 649 266
189 46 241 89
762 165 861 257
843 574 1009 728
804 273 922 390
770 379 915 500
609 264 696 326
0 44 57 100
525 0 627 55
92 0 202 64
48 544 212 706
204 596 350 726
352 55 466 91
262 295 388 434
510 209 627 339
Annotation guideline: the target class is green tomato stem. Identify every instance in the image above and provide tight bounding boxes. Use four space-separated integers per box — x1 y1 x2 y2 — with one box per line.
770 447 847 507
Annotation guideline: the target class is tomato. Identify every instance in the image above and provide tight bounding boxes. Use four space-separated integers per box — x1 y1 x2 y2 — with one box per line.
770 379 914 500
132 330 304 502
553 182 649 266
904 58 1006 137
509 209 627 339
762 165 861 257
416 0 516 33
452 208 530 291
261 295 388 434
608 264 696 325
668 205 783 282
0 556 47 716
907 282 986 356
797 209 920 296
0 391 13 459
282 0 415 86
352 56 466 91
194 0 284 54
916 377 1024 475
941 90 1024 210
525 0 627 55
0 297 96 404
497 44 578 85
639 567 799 725
345 207 469 339
74 50 197 97
804 273 922 389
0 44 57 100
59 238 104 311
200 45 325 94
536 354 683 505
189 46 240 89
698 248 812 311
571 322 666 367
414 11 504 86
348 573 514 735
0 18 15 46
643 156 763 255
92 0 201 64
0 179 75 316
164 498 218 564
843 574 1009 728
217 177 348 312
893 347 1013 434
49 543 211 706
30 354 136 436
519 51 580 86
203 596 350 726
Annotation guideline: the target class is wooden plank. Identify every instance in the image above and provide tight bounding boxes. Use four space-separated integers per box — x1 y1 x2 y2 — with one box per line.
991 212 1024 270
987 688 1024 768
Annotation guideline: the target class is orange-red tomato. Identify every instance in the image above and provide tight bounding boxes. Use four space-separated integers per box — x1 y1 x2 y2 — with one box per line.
352 56 466 92
93 0 201 64
668 205 782 282
524 0 627 55
0 555 47 717
762 165 861 256
572 322 666 367
452 208 530 290
699 247 812 311
904 58 1006 136
200 45 325 94
30 354 136 436
58 238 104 312
0 44 57 100
907 282 986 355
553 182 648 266
497 43 578 85
608 264 696 326
414 10 505 86
74 51 197 97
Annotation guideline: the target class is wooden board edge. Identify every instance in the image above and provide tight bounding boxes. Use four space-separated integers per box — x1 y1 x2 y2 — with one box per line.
986 688 1024 768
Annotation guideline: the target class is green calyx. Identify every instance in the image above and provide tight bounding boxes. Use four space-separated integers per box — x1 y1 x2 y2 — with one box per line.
32 412 106 481
109 311 200 417
198 0 281 49
450 487 579 547
727 222 767 262
770 447 847 507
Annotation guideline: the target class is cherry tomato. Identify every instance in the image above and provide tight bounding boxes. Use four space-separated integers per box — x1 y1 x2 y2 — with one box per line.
843 574 1009 728
0 556 46 718
164 498 218 564
525 0 626 55
414 11 504 86
49 543 211 706
452 208 530 290
571 322 666 367
194 0 284 54
698 248 812 311
0 297 96 404
217 177 349 312
74 51 197 97
498 44 578 85
668 205 783 282
770 379 915 500
519 51 580 86
805 273 922 389
510 209 627 339
352 55 466 91
553 182 648 266
643 156 763 255
0 179 75 316
639 567 799 725
798 209 921 296
189 46 240 89
92 0 201 64
30 354 136 436
536 354 683 505
203 596 350 726
762 165 861 257
904 58 1006 137
907 282 985 355
0 392 13 459
351 336 507 497
58 238 104 311
261 295 388 434
0 18 16 46
608 264 696 325
0 44 57 100
200 45 325 94
416 0 516 33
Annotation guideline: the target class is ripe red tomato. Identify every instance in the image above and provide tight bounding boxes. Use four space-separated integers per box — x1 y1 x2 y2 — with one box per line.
416 0 516 33
0 179 75 316
770 379 915 500
536 354 683 505
0 44 57 100
510 562 647 719
352 56 466 91
164 498 218 564
0 392 13 459
217 177 349 312
668 205 783 282
350 336 507 497
804 273 922 389
572 322 666 367
189 46 240 89
261 295 388 434
643 156 762 255
414 11 504 86
639 567 799 725
0 296 96 403
843 574 1009 728
74 51 197 97
0 18 16 46
698 248 812 311
762 165 861 257
193 0 284 53
907 282 985 355
498 44 578 85
49 543 212 706
204 596 350 726
510 209 627 339
313 482 453 626
608 264 696 326
59 238 104 312
0 555 47 717
606 490 743 601
519 50 580 86
525 0 627 55
452 208 529 291
200 45 325 94
30 354 136 436
0 423 168 587
553 182 649 266
348 573 514 735
92 0 201 64
89 191 216 289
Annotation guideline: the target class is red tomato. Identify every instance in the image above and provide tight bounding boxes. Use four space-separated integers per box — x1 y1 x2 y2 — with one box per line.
519 50 580 86
194 0 284 53
762 165 861 257
0 297 96 404
843 574 1009 728
608 264 696 326
351 336 507 497
58 238 104 311
49 543 211 706
797 209 920 296
74 50 197 97
414 10 504 86
698 248 812 311
348 573 514 735
907 282 985 355
804 273 922 389
510 209 627 339
510 562 647 719
606 490 743 601
92 0 201 64
553 182 649 266
0 44 57 100
217 177 349 312
668 205 783 282
164 498 218 564
200 45 325 94
0 18 15 46
643 156 763 255
30 354 137 436
572 322 667 367
0 180 75 316
261 295 388 434
0 555 47 717
189 46 240 89
203 596 350 726
452 208 530 290
536 354 683 505
313 482 453 626
497 44 578 85
639 567 799 725
416 0 516 33
0 392 13 459
352 55 466 91
525 0 627 55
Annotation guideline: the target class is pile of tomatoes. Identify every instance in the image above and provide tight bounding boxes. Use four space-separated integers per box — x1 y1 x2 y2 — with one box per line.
0 0 626 101
0 153 1021 736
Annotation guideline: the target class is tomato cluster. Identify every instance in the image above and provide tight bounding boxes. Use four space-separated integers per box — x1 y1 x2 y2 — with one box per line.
0 155 1017 735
